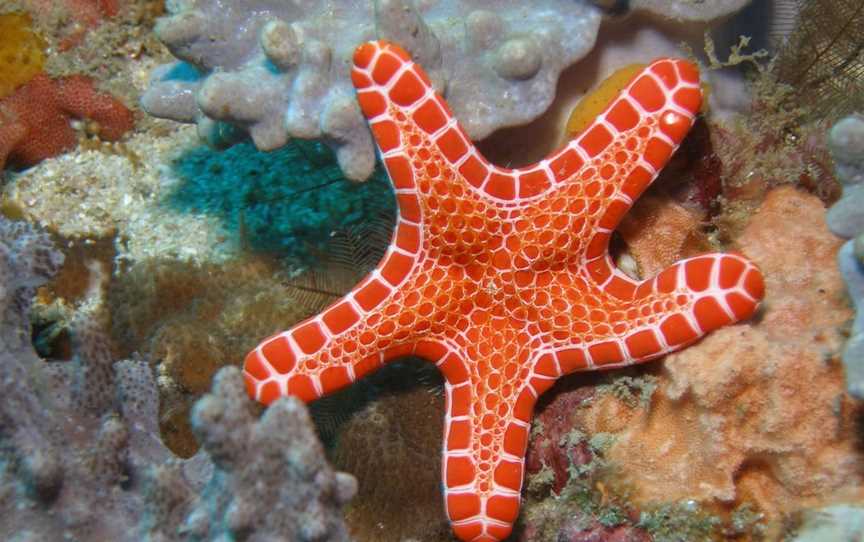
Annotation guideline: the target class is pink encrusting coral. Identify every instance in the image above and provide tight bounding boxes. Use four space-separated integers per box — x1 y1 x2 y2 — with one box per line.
0 73 134 171
243 40 765 541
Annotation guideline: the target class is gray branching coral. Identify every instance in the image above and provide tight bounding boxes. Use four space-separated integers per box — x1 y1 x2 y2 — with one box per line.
826 114 864 399
0 215 355 541
142 0 601 180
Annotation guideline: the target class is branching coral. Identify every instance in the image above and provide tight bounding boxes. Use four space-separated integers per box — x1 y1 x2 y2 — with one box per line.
825 114 864 399
184 367 358 542
142 0 601 180
0 214 356 540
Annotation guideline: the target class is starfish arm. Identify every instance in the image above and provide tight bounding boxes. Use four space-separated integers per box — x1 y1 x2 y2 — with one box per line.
351 40 531 206
545 57 704 269
543 253 765 374
439 359 535 542
243 230 432 404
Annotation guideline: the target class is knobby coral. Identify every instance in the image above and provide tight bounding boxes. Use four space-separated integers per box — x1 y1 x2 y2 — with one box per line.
826 114 864 398
142 0 601 180
0 215 356 541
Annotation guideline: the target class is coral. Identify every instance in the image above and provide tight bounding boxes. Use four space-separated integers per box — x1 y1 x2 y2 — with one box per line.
107 218 391 456
26 0 120 27
789 505 864 541
23 0 122 49
629 0 751 22
329 368 449 541
568 187 862 524
636 502 721 542
525 386 598 495
243 40 766 542
616 196 712 278
0 213 159 541
170 139 395 260
522 407 651 542
142 0 601 180
0 12 46 98
525 502 650 542
0 73 135 171
825 114 864 399
838 243 864 398
0 215 64 350
107 257 328 454
0 213 356 540
708 76 840 240
183 367 357 542
826 114 864 238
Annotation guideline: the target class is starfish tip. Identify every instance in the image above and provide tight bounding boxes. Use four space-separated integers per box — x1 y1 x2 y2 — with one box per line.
352 41 378 70
675 58 701 85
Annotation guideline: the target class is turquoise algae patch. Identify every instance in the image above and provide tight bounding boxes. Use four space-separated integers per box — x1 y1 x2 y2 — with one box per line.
169 139 395 262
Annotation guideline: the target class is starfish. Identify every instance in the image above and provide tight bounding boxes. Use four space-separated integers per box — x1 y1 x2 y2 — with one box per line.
243 40 765 542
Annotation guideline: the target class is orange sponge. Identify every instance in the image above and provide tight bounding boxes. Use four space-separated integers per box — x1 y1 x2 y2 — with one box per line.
0 13 47 98
0 73 135 171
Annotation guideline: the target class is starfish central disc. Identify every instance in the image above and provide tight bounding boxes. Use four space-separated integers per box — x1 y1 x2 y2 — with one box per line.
243 40 765 542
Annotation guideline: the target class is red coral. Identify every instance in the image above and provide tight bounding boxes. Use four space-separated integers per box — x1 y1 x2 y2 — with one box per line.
0 73 134 171
525 385 596 494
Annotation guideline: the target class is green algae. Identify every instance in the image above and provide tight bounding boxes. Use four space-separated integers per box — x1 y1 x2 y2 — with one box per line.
637 501 722 542
595 373 659 408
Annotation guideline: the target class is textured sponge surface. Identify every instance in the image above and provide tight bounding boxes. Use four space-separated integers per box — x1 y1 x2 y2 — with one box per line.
0 13 46 98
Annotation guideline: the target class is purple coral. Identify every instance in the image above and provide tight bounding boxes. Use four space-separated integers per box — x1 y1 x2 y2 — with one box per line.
142 0 601 180
0 215 355 540
182 367 357 541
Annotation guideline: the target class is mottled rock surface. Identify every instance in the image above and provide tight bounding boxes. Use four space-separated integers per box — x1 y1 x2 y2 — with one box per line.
630 0 751 21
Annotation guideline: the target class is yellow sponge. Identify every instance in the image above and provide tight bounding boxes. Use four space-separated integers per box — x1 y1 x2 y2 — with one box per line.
0 13 46 99
565 63 645 138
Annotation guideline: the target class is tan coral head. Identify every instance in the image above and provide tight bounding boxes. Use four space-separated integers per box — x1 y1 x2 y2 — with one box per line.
243 40 765 542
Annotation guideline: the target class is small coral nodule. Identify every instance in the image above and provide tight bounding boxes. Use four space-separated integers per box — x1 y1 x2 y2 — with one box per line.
0 73 134 172
242 40 765 542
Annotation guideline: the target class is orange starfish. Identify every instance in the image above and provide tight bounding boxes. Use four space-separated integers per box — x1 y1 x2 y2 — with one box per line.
243 41 765 542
